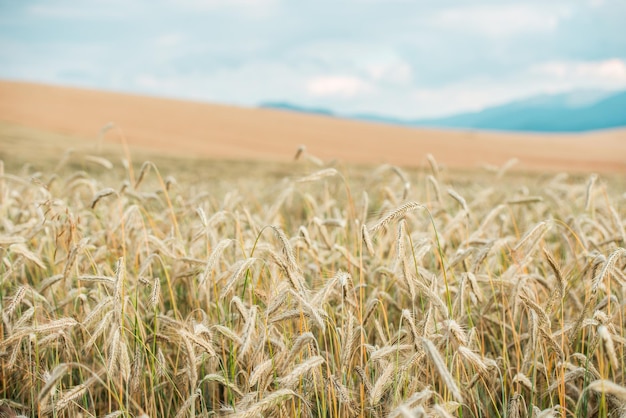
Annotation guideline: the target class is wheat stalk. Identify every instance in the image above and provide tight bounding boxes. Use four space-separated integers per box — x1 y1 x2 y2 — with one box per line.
421 337 463 403
91 187 118 209
230 389 302 418
278 355 325 389
591 248 626 294
371 201 425 234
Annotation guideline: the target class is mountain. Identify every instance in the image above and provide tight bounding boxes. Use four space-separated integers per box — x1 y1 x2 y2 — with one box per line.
259 89 626 132
413 90 626 132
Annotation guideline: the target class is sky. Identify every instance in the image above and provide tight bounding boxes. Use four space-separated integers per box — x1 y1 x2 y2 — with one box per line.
1 0 625 119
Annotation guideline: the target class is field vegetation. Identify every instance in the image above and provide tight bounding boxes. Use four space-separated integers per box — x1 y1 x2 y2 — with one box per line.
1 135 626 417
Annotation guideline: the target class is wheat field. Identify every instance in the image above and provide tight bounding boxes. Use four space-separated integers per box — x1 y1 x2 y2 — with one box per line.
1 145 625 417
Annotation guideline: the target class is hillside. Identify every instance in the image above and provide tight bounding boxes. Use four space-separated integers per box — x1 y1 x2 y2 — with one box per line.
414 90 626 132
1 80 625 173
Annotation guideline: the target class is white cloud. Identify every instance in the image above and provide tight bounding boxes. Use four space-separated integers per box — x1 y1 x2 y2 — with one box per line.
176 0 275 5
155 33 186 48
407 59 626 118
307 76 372 98
126 62 313 106
28 5 84 18
135 74 161 89
27 1 135 19
433 4 571 37
170 0 279 15
530 58 626 91
365 61 412 84
533 58 626 82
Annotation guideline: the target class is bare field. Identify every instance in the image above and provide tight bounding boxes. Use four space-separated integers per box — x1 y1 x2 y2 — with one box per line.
1 80 625 173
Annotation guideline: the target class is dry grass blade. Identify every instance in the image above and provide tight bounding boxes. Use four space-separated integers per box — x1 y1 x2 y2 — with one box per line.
220 257 258 299
62 238 89 283
277 355 324 388
174 389 200 418
91 187 118 209
199 374 243 396
371 201 425 234
113 257 125 306
134 160 152 189
421 338 463 403
296 168 339 183
329 374 355 412
497 158 518 178
54 374 99 412
519 292 550 329
199 238 233 287
212 324 243 345
587 379 626 401
507 393 523 418
270 225 301 274
506 196 543 205
3 286 26 319
0 235 26 246
513 221 549 253
249 359 274 388
447 188 468 213
432 404 458 418
585 173 598 211
77 275 116 285
543 248 565 298
38 363 70 404
277 332 317 373
591 248 626 294
512 372 534 391
371 344 413 363
362 223 375 256
238 305 258 357
370 362 396 406
82 297 113 327
285 291 326 331
230 389 302 418
340 313 358 366
150 278 160 308
597 325 619 372
426 153 439 176
294 144 305 160
8 244 45 269
1 317 78 349
107 328 121 376
608 204 626 244
426 174 441 204
179 329 216 357
84 155 114 169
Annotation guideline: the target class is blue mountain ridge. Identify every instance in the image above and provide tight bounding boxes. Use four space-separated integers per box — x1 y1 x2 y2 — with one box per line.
260 90 626 132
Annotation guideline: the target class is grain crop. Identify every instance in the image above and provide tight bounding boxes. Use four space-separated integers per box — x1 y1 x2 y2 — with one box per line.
1 148 625 417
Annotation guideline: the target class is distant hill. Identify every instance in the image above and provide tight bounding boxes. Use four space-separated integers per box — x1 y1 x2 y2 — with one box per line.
412 90 626 132
260 90 626 132
3 80 626 173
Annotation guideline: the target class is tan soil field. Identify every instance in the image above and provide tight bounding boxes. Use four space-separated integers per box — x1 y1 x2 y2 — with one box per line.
1 80 625 172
